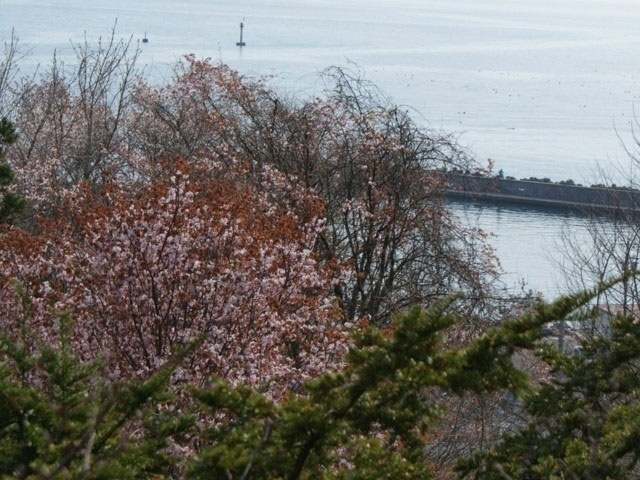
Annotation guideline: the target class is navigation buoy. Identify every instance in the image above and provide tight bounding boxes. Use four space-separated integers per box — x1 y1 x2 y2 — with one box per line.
142 32 149 43
236 22 246 47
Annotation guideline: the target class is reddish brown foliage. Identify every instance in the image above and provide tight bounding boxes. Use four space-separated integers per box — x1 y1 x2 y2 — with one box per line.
0 164 347 396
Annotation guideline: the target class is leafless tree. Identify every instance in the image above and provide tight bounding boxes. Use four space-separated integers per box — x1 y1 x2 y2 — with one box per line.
6 24 142 212
0 29 25 116
557 116 640 335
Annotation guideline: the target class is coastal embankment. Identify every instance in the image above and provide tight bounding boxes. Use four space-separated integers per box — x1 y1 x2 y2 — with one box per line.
444 173 640 214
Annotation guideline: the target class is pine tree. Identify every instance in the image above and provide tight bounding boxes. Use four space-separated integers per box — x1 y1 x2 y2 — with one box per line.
458 301 640 479
186 290 597 479
0 287 199 479
3 276 633 478
0 117 25 224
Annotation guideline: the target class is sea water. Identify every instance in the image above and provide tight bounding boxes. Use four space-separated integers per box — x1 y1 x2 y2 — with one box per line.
3 0 640 296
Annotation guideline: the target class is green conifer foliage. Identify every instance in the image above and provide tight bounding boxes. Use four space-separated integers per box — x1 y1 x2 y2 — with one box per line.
2 280 633 478
0 287 198 479
0 117 25 224
186 290 596 480
458 305 640 479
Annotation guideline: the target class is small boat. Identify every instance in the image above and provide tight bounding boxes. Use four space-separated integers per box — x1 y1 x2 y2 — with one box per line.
142 32 149 43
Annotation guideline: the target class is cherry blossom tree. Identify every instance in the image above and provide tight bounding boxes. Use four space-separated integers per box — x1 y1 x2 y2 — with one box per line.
125 57 499 326
3 27 140 216
0 37 536 475
0 162 348 397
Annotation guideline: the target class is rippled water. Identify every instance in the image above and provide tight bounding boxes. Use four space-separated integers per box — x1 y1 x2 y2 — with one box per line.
447 200 597 298
4 0 640 297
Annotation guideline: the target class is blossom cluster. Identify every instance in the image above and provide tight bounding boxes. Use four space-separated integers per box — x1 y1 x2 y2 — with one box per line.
0 165 348 396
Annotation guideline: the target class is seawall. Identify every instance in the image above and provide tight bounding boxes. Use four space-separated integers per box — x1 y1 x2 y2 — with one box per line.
444 173 640 213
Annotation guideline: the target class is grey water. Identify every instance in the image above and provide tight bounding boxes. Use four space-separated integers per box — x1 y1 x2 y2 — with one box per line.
4 0 640 297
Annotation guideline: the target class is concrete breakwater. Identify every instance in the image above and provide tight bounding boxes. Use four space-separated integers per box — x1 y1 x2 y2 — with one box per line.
444 173 640 213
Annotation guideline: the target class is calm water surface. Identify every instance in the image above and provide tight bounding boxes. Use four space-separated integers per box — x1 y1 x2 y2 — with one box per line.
448 200 594 297
4 0 639 297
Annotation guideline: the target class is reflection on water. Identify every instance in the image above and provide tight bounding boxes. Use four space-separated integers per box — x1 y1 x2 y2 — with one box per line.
447 199 593 298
